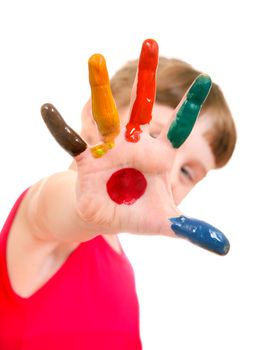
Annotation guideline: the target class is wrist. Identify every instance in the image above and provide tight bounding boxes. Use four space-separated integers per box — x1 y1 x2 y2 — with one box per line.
26 171 96 242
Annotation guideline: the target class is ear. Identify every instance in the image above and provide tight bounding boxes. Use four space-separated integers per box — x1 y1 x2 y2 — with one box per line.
80 100 100 145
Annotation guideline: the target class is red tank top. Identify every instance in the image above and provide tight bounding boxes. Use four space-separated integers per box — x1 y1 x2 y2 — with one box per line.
0 191 142 349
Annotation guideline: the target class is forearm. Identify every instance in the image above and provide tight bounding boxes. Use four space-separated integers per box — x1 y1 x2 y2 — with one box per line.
25 170 98 243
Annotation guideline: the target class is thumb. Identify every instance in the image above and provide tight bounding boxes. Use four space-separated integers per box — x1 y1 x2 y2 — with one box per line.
169 215 230 256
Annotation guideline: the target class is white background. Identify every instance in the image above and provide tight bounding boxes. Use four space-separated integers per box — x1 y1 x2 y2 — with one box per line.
0 1 262 349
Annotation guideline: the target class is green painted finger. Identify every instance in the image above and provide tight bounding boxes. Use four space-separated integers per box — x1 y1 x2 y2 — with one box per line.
167 74 212 148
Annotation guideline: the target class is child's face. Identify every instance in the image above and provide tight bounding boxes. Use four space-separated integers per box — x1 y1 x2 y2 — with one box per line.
80 102 215 205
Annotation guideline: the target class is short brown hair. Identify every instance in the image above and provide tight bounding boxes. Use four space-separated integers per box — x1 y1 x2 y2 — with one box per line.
110 57 236 168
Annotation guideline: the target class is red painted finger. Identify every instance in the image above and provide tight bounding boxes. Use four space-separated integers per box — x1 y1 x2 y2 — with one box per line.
125 39 159 142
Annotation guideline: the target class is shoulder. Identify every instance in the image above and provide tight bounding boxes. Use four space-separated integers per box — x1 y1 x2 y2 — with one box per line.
3 190 78 297
102 234 123 255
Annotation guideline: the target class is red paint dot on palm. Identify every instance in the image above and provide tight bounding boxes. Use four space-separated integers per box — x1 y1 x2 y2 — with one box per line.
106 168 147 205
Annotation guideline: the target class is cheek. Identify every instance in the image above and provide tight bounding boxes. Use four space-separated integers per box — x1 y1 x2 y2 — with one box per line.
172 184 191 205
171 167 193 205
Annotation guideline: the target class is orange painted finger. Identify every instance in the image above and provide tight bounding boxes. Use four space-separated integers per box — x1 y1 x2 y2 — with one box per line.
88 54 120 157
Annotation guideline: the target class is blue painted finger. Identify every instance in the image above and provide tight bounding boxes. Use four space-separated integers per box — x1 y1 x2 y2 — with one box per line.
169 216 230 255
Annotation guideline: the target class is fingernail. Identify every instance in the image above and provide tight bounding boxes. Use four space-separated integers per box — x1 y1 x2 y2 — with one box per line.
167 74 212 149
169 215 230 255
88 54 109 86
139 39 159 71
41 103 87 157
187 74 212 105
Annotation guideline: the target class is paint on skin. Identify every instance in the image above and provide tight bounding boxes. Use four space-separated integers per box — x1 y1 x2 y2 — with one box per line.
88 54 120 157
125 39 159 143
41 103 87 157
106 168 147 205
167 75 212 148
169 216 230 255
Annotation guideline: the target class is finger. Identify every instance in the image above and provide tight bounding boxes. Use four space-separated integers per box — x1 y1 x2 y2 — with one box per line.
88 54 120 157
169 215 230 255
159 74 212 148
41 103 87 157
125 38 159 143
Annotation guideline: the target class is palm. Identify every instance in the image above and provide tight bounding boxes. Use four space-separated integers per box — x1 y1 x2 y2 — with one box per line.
75 128 177 236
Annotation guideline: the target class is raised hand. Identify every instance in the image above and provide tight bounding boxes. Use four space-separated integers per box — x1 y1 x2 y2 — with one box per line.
41 39 230 255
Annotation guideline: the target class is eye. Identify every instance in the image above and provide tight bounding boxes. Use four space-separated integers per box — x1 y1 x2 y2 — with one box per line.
180 166 194 183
